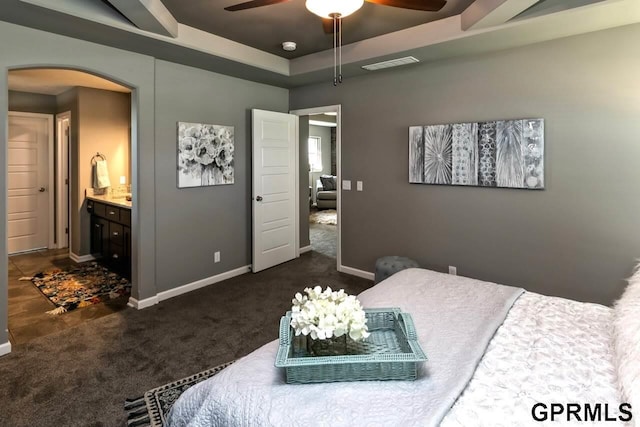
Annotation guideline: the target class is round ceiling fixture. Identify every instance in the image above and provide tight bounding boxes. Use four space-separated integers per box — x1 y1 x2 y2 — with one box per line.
282 41 297 52
305 0 364 19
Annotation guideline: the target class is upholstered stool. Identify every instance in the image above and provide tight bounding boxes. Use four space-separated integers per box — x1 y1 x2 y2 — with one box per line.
374 256 420 284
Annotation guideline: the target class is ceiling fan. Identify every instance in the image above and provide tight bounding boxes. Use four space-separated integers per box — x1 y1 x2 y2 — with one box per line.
225 0 446 86
224 0 447 34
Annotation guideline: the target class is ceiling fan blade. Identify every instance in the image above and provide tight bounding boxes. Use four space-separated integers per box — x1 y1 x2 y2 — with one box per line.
322 18 339 34
364 0 446 12
224 0 291 12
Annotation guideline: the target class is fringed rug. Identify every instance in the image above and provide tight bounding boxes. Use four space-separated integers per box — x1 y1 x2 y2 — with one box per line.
309 209 337 225
124 361 234 427
24 262 131 315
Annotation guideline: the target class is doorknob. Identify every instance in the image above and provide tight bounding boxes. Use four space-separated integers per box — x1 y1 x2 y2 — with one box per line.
256 196 263 202
39 187 45 192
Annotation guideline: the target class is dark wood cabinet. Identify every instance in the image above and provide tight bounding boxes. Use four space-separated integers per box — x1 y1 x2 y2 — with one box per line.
90 216 109 256
88 199 131 280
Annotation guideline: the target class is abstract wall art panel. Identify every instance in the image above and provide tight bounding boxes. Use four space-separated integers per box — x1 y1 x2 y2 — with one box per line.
478 121 497 187
409 118 544 190
452 122 478 186
177 122 235 188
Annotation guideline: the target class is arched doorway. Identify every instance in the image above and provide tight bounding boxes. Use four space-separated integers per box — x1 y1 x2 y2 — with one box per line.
5 67 139 345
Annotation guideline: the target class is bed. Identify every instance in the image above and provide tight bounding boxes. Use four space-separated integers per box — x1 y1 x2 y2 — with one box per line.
167 268 639 426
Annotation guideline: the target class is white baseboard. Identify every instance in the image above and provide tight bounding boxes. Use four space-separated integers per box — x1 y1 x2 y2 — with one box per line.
0 341 12 357
70 252 96 263
156 265 251 302
339 265 375 281
127 296 159 309
299 245 312 254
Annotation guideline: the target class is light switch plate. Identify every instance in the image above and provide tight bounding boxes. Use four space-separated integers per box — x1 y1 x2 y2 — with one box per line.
343 180 351 190
357 181 363 191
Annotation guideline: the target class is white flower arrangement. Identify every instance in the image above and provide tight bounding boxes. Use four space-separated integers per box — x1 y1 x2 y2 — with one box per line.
290 286 370 341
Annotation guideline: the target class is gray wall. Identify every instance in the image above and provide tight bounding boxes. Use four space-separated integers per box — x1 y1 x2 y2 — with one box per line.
0 21 295 347
291 24 640 305
153 60 288 293
0 21 157 345
8 90 56 114
299 116 310 248
308 124 332 204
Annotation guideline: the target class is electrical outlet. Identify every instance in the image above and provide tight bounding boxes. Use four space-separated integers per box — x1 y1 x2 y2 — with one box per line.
214 251 221 263
448 265 457 276
357 181 363 191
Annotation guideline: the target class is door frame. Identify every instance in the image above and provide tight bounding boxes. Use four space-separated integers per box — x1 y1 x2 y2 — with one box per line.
7 111 55 252
55 111 71 250
3 65 149 357
289 105 341 271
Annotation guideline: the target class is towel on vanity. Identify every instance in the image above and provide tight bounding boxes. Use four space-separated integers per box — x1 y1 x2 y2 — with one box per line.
92 159 111 189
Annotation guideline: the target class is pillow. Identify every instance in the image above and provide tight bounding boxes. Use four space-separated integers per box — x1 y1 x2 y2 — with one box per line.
613 265 640 413
320 175 336 191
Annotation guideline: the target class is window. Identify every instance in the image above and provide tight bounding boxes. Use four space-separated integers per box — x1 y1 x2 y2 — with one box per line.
308 136 322 172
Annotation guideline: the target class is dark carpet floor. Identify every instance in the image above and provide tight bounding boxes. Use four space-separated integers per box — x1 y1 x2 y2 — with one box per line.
0 252 372 427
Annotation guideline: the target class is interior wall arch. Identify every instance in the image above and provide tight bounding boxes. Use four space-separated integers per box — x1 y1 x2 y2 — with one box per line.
0 21 158 347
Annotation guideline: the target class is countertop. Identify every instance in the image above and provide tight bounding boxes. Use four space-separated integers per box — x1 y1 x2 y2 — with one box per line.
86 193 132 209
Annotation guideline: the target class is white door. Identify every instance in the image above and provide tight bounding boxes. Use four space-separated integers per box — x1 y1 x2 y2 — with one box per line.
252 109 298 273
8 112 51 254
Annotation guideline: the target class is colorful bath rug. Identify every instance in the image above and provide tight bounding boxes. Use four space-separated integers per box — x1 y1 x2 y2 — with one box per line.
124 361 234 427
28 263 131 315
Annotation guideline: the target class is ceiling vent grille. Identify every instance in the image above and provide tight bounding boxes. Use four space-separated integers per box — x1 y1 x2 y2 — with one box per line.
361 56 420 71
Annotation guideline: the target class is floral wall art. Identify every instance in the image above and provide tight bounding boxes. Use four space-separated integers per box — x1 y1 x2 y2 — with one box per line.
409 119 544 189
177 122 235 188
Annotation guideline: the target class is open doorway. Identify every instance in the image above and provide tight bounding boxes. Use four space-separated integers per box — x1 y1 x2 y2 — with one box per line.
291 105 341 270
308 113 337 259
7 68 133 345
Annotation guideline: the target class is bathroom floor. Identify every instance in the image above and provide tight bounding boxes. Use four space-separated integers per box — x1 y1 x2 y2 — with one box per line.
7 248 130 346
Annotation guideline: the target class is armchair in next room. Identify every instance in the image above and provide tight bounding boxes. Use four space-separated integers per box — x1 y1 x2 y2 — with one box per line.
316 175 337 210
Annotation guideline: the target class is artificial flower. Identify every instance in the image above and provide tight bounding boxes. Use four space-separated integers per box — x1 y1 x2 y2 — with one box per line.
290 286 370 342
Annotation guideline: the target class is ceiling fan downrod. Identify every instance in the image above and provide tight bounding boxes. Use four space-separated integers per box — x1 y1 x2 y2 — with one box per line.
331 13 343 86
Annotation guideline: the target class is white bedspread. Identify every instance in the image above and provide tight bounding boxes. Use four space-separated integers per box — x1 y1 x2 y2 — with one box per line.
443 291 622 427
167 269 623 427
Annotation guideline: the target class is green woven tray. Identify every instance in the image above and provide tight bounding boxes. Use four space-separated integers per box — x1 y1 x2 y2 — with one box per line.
275 308 427 384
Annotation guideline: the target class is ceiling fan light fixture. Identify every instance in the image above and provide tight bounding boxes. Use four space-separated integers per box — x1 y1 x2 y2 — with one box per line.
305 0 364 19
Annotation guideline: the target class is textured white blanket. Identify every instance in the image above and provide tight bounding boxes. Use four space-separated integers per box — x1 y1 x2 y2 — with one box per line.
167 268 524 427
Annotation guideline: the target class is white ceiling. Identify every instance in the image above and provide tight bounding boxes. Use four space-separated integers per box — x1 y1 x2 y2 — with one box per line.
8 69 131 95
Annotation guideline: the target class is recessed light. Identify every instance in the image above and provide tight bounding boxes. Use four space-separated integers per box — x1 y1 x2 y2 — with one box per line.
282 41 297 52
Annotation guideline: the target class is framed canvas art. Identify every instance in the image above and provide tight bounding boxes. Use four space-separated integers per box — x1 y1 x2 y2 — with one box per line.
177 122 234 188
409 119 544 189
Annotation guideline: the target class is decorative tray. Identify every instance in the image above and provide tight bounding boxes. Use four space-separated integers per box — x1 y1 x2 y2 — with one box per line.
275 308 427 384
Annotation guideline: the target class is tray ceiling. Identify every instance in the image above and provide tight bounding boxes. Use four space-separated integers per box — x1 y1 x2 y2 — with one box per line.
161 0 475 58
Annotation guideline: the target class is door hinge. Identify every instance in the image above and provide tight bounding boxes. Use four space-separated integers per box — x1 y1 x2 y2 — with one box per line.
65 227 69 234
65 128 69 137
65 178 69 185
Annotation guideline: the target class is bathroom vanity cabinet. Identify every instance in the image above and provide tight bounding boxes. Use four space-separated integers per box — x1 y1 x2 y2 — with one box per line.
87 197 131 280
